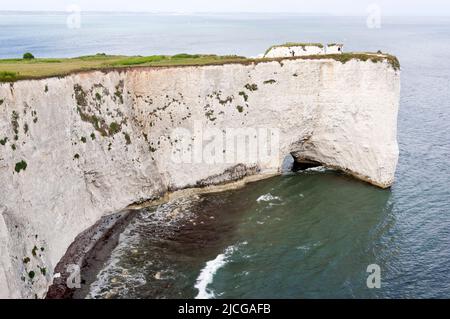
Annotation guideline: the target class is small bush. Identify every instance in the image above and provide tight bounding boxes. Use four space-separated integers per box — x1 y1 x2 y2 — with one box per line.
108 122 121 135
239 91 249 102
15 160 27 173
123 132 131 145
23 52 35 60
244 83 258 91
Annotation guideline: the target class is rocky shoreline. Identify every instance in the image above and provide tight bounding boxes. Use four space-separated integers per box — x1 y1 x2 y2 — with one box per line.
45 173 276 299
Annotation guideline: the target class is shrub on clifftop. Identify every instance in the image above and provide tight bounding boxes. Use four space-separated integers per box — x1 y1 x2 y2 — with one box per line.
23 52 35 60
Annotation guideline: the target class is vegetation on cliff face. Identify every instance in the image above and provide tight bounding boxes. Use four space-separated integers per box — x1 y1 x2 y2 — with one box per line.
244 83 258 91
0 51 400 82
14 160 27 173
75 83 126 138
263 79 277 84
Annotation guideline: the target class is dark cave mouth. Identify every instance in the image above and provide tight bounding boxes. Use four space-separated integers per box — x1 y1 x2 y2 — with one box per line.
281 154 323 173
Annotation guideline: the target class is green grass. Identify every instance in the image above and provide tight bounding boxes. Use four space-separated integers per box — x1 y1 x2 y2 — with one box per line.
171 53 201 59
0 71 18 82
110 55 167 66
300 53 400 71
0 52 399 82
0 54 248 82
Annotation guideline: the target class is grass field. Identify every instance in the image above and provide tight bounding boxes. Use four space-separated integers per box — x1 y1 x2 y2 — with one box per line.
0 52 399 82
0 53 250 82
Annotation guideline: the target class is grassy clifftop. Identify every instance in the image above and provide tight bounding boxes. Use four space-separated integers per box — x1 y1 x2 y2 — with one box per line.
0 54 248 82
0 52 400 82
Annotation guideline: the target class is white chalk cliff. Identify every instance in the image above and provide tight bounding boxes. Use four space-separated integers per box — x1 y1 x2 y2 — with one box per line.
0 55 400 298
264 43 343 58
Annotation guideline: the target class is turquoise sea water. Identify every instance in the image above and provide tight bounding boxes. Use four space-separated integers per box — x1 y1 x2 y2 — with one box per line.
2 12 450 298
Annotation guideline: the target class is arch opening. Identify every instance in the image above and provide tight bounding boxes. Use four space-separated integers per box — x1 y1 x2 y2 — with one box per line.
281 153 322 173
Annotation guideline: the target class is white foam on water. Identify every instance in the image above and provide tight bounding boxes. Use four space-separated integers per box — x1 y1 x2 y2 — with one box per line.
86 196 200 299
304 166 333 173
256 193 281 203
194 245 237 299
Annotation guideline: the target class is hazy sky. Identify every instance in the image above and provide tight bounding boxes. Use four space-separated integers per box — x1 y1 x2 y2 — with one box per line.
1 0 450 16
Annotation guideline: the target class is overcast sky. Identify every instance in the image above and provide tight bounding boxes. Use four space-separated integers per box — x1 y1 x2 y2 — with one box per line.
1 0 450 16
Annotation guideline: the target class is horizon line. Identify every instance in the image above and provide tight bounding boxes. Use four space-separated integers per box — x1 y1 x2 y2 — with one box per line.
0 10 449 17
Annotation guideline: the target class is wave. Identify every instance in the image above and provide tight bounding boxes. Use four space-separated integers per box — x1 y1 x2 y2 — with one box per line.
194 245 237 299
303 166 334 173
87 196 199 299
256 193 281 203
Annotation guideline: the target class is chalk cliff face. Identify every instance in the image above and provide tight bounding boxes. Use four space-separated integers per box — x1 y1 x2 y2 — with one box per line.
264 44 343 58
0 57 400 298
265 45 325 58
